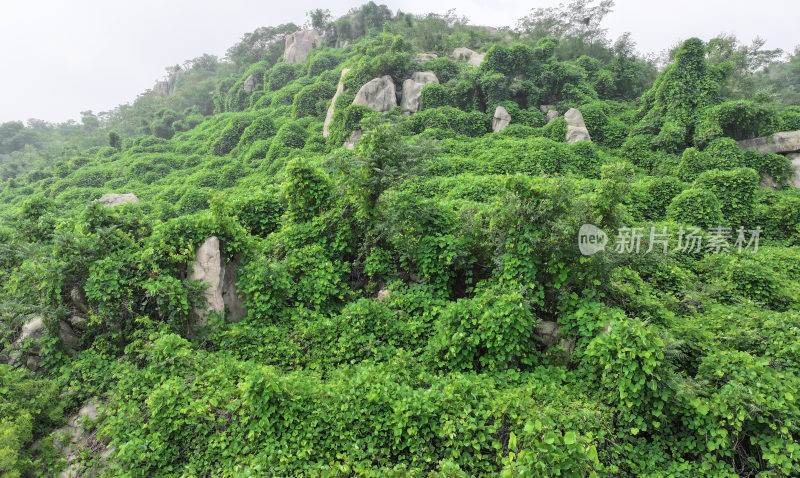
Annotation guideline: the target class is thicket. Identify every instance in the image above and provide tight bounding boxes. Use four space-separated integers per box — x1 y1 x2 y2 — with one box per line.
1 2 800 477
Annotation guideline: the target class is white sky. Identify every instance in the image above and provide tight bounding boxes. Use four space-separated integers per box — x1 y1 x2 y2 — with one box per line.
0 0 797 124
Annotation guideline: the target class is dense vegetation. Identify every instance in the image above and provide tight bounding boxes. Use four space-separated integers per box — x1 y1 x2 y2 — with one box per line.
2 1 800 476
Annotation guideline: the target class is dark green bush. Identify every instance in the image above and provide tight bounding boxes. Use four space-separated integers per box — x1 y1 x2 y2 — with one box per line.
666 188 724 228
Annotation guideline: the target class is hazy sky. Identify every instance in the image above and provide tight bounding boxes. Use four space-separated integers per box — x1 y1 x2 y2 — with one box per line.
0 0 797 124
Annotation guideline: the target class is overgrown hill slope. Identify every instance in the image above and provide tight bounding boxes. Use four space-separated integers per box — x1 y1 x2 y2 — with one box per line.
2 2 800 476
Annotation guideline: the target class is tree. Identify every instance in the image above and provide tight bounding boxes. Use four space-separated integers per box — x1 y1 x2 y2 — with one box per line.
759 46 800 106
705 34 782 99
307 8 332 31
225 24 300 70
184 53 219 72
517 0 614 48
108 130 121 150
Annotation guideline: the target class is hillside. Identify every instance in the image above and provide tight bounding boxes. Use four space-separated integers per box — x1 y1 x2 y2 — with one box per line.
2 2 800 476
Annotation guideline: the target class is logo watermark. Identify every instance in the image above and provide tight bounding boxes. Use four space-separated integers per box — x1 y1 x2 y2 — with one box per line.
578 224 609 256
578 224 761 256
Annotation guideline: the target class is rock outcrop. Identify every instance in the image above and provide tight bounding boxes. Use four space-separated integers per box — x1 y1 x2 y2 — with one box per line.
284 30 322 63
737 131 800 155
564 108 591 143
98 193 138 207
188 237 247 327
451 47 485 67
53 401 113 478
344 130 364 150
152 69 184 96
535 321 575 355
400 71 439 114
353 76 397 112
738 131 800 187
2 316 79 371
492 106 511 132
790 153 800 188
323 68 350 138
540 105 559 123
243 74 256 94
413 53 438 63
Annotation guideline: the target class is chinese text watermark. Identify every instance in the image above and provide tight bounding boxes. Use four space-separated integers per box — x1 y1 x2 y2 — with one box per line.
579 224 761 256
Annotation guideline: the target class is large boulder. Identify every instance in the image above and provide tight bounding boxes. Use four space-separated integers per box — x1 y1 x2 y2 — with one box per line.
243 74 256 94
188 237 247 328
3 316 78 370
284 30 322 63
400 71 439 114
564 108 591 143
98 193 138 207
323 68 350 138
353 76 397 112
492 106 511 132
451 47 485 67
737 131 800 155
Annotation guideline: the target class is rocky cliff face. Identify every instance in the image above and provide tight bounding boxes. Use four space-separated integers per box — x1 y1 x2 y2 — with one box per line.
152 69 184 96
284 30 323 64
738 131 800 187
188 236 247 331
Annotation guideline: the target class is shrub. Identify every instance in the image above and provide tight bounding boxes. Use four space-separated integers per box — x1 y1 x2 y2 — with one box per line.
695 167 759 226
666 188 724 228
430 284 539 372
584 319 667 435
410 106 489 137
419 83 450 110
629 175 686 220
267 62 300 91
292 82 336 119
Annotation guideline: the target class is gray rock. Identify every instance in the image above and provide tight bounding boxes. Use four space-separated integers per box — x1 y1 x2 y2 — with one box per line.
344 130 363 150
413 53 438 63
323 68 350 138
98 193 138 207
353 76 397 113
70 286 88 315
760 172 779 189
152 69 184 96
492 106 512 132
564 108 591 143
536 320 562 348
26 356 42 371
738 131 800 155
284 30 322 64
6 316 46 369
539 105 556 113
54 401 112 478
59 321 79 353
789 152 800 188
535 321 575 354
400 71 439 114
68 316 88 328
243 74 256 94
19 316 46 346
451 47 485 67
377 289 390 301
189 237 247 328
